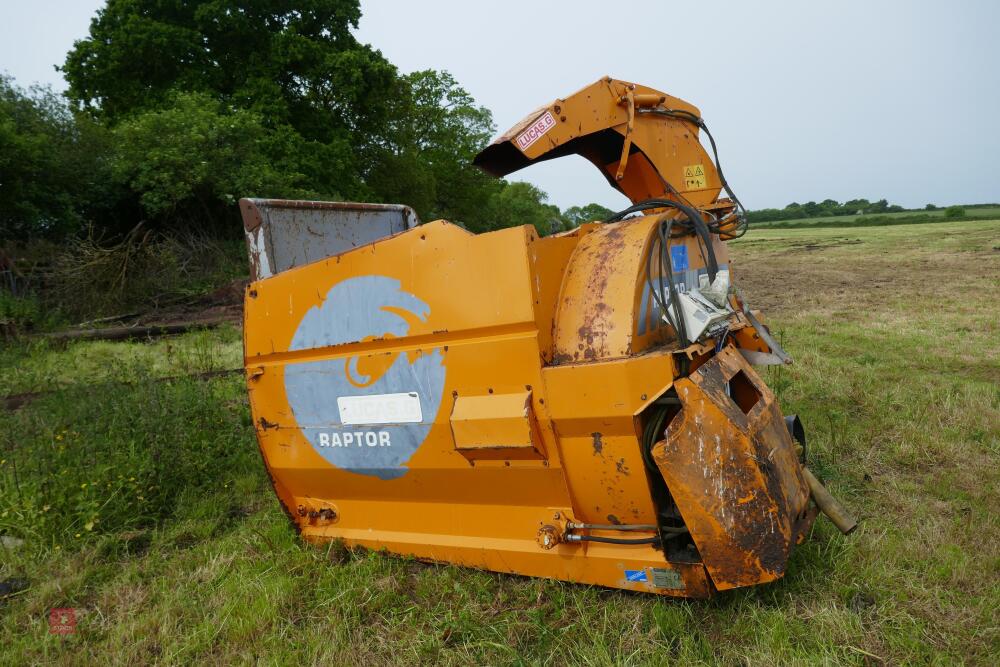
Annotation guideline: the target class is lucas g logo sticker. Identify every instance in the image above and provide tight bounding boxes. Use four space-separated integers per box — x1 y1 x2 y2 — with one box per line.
516 111 556 151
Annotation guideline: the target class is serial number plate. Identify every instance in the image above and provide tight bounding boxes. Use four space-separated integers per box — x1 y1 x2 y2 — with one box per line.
650 568 685 589
337 393 423 425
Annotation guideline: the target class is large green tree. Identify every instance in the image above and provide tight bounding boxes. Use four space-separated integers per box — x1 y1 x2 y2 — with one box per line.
62 0 399 202
111 92 314 220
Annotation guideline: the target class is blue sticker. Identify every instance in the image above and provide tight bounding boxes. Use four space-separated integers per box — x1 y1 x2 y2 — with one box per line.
624 569 648 582
670 245 689 272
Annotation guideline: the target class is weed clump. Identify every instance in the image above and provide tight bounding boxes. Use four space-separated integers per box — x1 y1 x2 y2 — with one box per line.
0 375 259 546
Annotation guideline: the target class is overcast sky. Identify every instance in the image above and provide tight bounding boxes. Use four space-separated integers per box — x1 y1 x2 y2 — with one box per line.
2 0 997 211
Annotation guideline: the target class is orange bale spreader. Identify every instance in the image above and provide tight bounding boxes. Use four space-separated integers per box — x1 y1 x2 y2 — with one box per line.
240 77 855 597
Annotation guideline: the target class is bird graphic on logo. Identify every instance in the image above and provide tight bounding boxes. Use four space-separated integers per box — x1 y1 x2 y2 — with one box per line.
284 276 446 480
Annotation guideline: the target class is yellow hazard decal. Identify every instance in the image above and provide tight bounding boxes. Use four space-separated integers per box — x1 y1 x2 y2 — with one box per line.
683 164 707 190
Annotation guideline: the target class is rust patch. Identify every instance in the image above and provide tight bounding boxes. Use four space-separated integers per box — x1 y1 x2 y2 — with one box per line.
606 514 622 525
575 224 627 361
551 352 575 365
592 432 604 455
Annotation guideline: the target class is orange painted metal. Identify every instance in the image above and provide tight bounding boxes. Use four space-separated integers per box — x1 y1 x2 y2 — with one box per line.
240 77 832 597
474 76 725 208
243 217 715 596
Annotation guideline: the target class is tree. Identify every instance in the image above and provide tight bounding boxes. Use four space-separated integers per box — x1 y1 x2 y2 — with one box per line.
112 92 314 228
844 198 870 213
0 76 115 240
366 70 501 226
869 198 889 213
800 201 819 216
482 182 564 235
563 203 614 227
59 2 510 235
62 0 399 201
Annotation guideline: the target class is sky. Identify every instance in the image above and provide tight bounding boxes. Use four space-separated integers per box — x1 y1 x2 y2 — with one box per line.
2 0 998 212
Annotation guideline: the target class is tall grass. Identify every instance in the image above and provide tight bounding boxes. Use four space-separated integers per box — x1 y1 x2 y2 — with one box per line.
0 373 257 546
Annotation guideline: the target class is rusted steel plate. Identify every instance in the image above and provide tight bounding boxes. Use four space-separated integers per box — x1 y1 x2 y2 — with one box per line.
651 346 810 589
551 218 649 364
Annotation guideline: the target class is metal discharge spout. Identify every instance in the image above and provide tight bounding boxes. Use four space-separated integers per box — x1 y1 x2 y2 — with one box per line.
803 467 858 535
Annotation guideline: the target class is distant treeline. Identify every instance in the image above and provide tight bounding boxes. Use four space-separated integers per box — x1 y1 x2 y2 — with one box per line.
746 199 1000 224
746 198 912 223
747 199 999 224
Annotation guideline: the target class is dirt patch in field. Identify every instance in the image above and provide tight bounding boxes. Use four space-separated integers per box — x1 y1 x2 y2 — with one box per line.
731 239 998 318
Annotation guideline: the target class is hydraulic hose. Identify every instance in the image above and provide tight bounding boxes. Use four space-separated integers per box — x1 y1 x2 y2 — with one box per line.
566 522 657 532
564 534 660 545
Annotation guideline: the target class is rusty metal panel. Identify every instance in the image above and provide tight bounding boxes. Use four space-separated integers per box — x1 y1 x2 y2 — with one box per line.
551 218 649 364
239 198 419 280
651 346 811 590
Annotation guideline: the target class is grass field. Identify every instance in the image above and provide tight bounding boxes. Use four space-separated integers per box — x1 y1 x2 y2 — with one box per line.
1 220 998 665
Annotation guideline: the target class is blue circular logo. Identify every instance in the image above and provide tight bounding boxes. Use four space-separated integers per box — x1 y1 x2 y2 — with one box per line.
284 276 446 479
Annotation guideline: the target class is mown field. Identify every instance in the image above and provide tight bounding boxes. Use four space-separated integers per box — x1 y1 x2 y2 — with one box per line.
1 220 997 665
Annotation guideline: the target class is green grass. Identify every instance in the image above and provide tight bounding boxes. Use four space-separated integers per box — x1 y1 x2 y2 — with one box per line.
1 220 998 664
0 290 66 334
0 325 242 396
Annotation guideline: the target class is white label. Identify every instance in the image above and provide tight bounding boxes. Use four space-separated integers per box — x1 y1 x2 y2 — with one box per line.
337 393 422 425
515 111 556 151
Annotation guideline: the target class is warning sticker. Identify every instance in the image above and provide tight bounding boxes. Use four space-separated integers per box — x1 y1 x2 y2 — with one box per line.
515 111 556 152
624 569 648 583
683 164 707 190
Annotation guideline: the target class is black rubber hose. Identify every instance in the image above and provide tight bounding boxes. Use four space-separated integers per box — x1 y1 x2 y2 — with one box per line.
569 523 658 531
645 219 686 345
641 405 670 473
608 198 718 282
